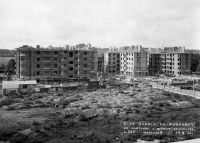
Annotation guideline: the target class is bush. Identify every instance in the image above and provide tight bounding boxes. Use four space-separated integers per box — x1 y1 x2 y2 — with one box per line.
10 133 28 143
31 121 42 132
0 97 13 107
67 120 76 127
135 109 140 114
78 114 89 121
0 128 17 140
162 91 171 97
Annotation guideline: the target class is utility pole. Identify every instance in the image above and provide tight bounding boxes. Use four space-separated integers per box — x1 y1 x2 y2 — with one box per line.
193 76 195 97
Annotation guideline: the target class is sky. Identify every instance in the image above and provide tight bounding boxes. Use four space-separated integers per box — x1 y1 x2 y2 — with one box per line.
0 0 200 49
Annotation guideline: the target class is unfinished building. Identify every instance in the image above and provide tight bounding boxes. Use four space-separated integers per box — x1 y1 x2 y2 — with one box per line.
104 48 120 76
148 48 162 76
161 47 192 76
120 45 148 78
16 44 98 83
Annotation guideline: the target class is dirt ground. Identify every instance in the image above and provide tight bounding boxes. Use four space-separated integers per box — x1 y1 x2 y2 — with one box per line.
0 84 200 143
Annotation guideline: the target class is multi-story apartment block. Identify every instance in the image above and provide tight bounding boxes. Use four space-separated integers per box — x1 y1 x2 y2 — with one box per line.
120 45 148 78
60 44 98 82
104 48 120 75
148 48 162 76
161 47 192 76
16 45 62 83
96 48 109 76
16 44 98 83
186 49 200 73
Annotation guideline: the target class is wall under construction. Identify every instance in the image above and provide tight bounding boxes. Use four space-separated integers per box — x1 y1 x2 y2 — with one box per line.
16 44 98 83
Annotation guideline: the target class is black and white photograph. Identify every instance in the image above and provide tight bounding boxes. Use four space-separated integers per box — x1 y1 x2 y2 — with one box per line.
0 0 200 142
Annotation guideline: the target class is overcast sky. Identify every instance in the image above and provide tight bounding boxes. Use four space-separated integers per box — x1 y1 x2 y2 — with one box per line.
0 0 200 49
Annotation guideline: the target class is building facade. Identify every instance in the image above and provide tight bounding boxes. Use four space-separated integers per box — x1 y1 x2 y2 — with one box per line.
104 49 120 76
16 44 98 83
161 47 192 76
120 45 148 78
96 48 109 76
60 44 98 82
148 48 163 76
148 53 161 76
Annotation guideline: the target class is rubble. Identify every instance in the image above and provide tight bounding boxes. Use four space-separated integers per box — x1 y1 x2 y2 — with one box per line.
0 79 200 143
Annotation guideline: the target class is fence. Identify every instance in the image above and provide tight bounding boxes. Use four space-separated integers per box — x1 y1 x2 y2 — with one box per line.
150 82 200 99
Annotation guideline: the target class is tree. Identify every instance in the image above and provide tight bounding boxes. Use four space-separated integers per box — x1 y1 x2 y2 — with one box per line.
196 62 200 74
0 64 6 74
6 59 16 75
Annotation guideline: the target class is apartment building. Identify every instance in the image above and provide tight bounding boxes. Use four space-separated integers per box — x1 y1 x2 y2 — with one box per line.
120 45 148 78
16 45 62 83
96 48 109 76
60 44 98 82
148 48 162 76
104 48 120 75
16 44 98 83
186 49 200 73
161 47 192 76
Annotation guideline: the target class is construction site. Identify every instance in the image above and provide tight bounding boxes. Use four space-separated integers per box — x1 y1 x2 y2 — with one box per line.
0 75 200 143
0 45 199 143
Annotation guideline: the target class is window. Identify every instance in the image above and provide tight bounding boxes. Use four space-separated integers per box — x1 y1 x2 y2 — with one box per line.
37 71 40 76
84 64 87 68
23 85 27 89
84 58 87 61
69 61 73 64
54 51 58 55
36 64 40 68
37 51 40 55
63 64 66 67
84 70 87 74
44 63 51 68
54 57 57 61
44 70 50 74
20 57 25 61
37 58 40 62
54 71 58 74
84 52 87 55
54 64 57 68
69 52 73 57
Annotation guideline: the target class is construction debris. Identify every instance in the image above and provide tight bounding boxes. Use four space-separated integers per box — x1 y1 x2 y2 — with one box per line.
0 79 200 143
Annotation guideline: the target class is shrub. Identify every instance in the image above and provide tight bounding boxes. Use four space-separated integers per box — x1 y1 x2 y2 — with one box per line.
78 114 89 121
10 133 28 143
0 97 13 107
67 120 76 127
31 121 42 132
135 109 140 114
